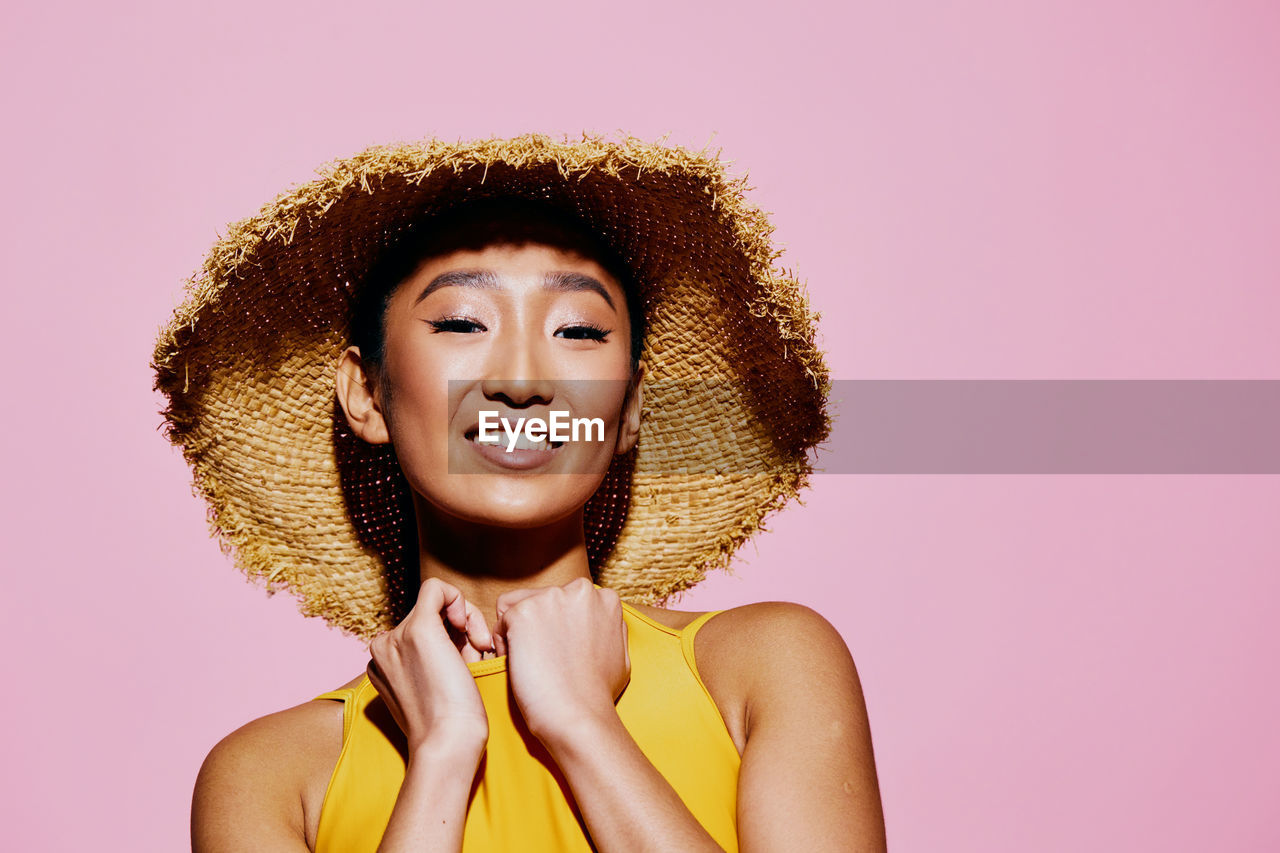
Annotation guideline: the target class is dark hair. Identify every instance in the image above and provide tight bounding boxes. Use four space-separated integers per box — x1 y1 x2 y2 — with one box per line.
350 197 645 406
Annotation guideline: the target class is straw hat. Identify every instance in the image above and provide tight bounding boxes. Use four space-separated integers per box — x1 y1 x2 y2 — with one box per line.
151 133 830 641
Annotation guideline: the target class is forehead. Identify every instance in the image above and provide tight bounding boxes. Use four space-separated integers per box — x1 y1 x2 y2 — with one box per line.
394 240 628 315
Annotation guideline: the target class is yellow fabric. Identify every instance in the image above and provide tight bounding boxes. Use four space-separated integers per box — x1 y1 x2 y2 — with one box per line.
312 602 741 852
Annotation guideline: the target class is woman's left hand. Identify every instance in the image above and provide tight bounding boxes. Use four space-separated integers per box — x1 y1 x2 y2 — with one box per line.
494 577 631 745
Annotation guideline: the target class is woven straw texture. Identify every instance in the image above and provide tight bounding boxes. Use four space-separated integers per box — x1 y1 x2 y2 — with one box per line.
151 134 830 641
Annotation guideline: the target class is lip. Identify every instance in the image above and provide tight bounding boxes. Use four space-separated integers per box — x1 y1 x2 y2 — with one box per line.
464 432 564 471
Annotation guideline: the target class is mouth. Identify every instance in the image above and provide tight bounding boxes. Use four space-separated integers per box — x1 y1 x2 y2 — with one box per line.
462 423 565 470
463 426 565 451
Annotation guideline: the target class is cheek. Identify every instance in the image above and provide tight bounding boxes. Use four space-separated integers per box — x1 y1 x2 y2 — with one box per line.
384 325 457 413
390 368 447 426
382 350 455 466
568 379 631 426
557 381 632 471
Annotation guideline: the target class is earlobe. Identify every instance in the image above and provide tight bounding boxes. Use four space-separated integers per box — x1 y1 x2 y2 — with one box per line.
615 361 645 455
335 347 391 445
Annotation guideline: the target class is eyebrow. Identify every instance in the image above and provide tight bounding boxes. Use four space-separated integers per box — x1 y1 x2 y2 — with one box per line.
412 269 616 311
542 271 616 311
412 269 500 306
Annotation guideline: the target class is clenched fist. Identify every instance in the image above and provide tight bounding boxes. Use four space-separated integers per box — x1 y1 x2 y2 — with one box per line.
493 577 631 745
366 577 495 756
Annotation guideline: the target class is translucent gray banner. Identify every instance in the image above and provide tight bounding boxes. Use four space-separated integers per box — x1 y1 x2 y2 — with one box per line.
819 380 1280 474
441 380 1280 474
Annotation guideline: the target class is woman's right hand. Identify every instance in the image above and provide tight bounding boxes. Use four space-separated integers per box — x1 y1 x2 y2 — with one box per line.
366 577 494 756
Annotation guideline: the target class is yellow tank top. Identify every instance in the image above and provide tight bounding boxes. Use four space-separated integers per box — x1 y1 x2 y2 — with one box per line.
312 602 741 852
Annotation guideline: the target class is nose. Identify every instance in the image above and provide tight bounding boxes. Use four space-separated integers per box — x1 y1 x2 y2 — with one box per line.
481 375 555 408
480 331 556 408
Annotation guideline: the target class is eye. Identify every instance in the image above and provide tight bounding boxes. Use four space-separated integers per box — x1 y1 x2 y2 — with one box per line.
555 323 611 342
428 317 487 334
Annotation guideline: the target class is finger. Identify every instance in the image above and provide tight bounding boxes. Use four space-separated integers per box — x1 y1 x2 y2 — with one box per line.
492 610 507 657
418 578 472 640
443 620 468 652
597 585 620 608
415 576 446 610
494 586 544 622
418 577 466 620
566 575 594 593
464 601 494 652
459 641 481 664
439 587 473 635
368 631 393 666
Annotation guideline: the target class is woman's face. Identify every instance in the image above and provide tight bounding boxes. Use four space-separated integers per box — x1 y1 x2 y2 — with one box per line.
368 240 640 529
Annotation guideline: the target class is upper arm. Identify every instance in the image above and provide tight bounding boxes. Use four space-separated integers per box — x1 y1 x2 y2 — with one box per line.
191 715 312 853
708 603 887 853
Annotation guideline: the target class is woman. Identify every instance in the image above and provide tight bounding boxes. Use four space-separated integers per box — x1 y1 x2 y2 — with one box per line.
154 135 886 851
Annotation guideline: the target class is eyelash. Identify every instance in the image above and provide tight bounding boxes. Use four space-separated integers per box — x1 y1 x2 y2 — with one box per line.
426 318 611 342
556 323 611 342
428 317 486 333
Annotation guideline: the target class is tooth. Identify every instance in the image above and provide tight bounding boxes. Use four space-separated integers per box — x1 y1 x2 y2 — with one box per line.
511 434 551 451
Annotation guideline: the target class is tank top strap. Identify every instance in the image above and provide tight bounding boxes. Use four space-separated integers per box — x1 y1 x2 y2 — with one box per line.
678 609 725 706
313 680 365 741
681 609 723 641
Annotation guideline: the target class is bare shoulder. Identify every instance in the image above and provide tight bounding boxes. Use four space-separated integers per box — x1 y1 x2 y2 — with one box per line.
625 599 852 675
625 598 868 761
697 604 886 850
691 602 863 753
192 673 361 852
699 601 853 665
620 598 858 755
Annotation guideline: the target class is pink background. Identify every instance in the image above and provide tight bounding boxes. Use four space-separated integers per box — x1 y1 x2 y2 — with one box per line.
3 1 1277 850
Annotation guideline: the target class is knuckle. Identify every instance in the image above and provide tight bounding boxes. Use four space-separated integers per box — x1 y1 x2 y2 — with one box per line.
401 620 428 644
505 600 534 626
420 577 451 601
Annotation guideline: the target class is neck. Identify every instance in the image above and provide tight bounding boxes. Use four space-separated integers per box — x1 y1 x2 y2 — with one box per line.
412 499 593 629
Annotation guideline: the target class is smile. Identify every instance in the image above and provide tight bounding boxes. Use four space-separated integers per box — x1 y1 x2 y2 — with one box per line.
463 427 565 471
466 430 565 451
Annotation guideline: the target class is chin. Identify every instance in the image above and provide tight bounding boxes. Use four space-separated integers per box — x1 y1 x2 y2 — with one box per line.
428 474 605 530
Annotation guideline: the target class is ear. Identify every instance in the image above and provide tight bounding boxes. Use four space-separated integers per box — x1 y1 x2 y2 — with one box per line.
335 346 392 445
614 360 645 455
